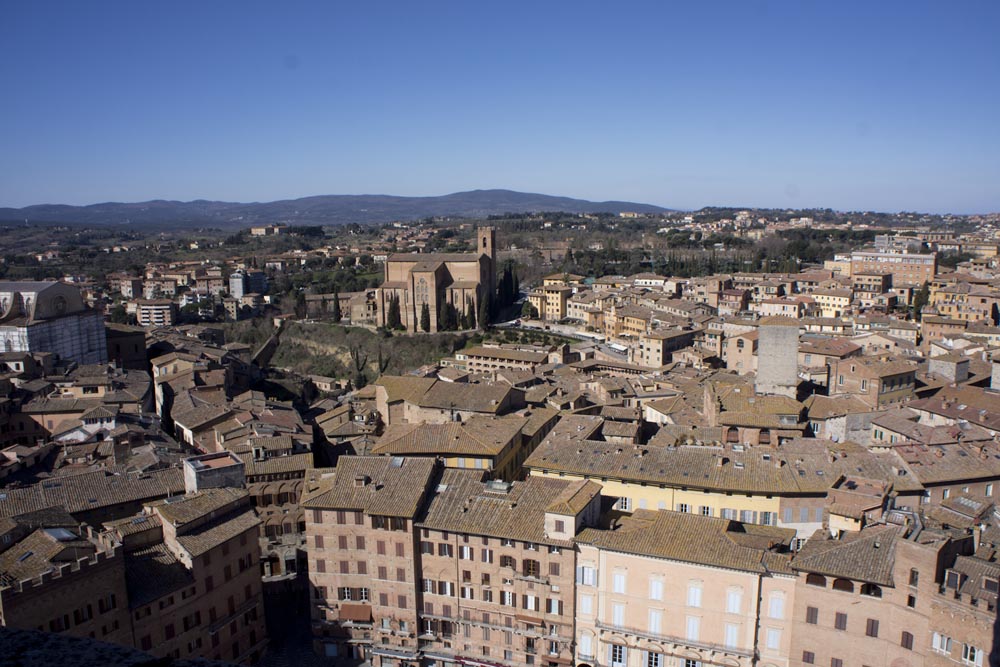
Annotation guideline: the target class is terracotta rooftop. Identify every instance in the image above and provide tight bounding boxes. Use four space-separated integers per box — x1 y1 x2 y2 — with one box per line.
417 469 599 546
576 509 794 574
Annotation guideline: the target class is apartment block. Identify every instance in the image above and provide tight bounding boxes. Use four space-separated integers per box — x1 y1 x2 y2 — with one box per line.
302 455 603 667
574 509 796 667
304 456 438 662
850 251 937 287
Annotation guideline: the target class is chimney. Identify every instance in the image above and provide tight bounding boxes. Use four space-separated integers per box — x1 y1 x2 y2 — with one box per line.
354 475 370 488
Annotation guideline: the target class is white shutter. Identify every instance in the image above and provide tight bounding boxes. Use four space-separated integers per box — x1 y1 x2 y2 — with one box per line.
685 616 700 641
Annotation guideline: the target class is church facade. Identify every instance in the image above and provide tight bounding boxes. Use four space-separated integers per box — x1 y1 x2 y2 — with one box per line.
0 281 107 365
377 227 496 332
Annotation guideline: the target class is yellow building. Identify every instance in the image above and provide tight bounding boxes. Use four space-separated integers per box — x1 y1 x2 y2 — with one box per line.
523 416 889 540
369 410 558 481
528 283 574 321
810 288 853 318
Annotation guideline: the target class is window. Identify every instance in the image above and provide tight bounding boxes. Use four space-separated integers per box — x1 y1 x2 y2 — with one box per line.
909 568 919 586
802 652 815 665
865 618 879 638
617 497 631 511
580 594 593 615
963 644 983 666
645 652 663 667
805 606 818 624
459 546 473 560
501 555 516 569
578 634 593 659
554 520 565 532
548 562 560 577
932 632 953 654
577 566 597 586
501 591 515 607
685 616 700 641
806 573 826 587
901 631 914 650
613 571 626 594
861 583 882 598
986 483 993 497
612 603 625 628
831 659 843 667
724 623 739 648
523 560 540 578
832 578 853 593
609 645 626 667
765 628 781 650
834 612 847 631
648 609 662 634
481 548 493 563
687 582 702 608
726 589 742 614
649 578 663 601
546 598 561 615
768 593 784 619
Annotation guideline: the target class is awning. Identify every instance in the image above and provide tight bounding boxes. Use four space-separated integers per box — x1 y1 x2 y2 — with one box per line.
458 657 511 667
339 603 372 622
515 613 544 625
370 646 422 660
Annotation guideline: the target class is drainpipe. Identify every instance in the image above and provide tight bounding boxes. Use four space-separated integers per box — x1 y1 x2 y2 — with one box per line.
751 572 763 667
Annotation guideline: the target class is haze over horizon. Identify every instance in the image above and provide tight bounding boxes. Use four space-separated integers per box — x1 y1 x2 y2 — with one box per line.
3 1 998 214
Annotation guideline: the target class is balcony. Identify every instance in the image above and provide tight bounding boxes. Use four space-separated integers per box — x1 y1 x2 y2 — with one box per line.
596 620 754 660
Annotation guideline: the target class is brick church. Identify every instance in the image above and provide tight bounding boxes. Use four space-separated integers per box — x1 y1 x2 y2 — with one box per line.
377 227 496 332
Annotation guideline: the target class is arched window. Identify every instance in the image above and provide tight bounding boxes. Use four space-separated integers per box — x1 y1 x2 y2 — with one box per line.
832 578 854 593
861 583 882 598
805 573 827 587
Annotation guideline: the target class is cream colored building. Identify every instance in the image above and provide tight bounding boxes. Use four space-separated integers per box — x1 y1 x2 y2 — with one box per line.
810 288 853 318
574 510 796 667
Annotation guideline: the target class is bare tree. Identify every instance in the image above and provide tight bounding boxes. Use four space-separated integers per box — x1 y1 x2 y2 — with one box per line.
349 345 369 389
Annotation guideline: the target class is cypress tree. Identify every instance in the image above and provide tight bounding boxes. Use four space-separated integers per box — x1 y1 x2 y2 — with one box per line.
420 303 431 332
331 290 342 323
387 294 402 330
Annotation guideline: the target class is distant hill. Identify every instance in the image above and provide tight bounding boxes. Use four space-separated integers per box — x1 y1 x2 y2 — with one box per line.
0 189 671 228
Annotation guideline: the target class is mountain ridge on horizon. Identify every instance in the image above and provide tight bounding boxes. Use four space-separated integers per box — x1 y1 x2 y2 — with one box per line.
0 189 672 228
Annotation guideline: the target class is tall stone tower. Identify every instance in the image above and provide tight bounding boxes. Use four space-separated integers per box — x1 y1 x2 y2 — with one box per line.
478 226 497 309
478 226 496 262
755 316 799 398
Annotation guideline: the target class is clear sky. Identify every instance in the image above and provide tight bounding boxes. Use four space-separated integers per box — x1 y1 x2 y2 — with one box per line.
2 1 998 213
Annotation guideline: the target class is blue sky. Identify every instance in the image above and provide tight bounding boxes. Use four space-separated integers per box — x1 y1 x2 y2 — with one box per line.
2 1 998 212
